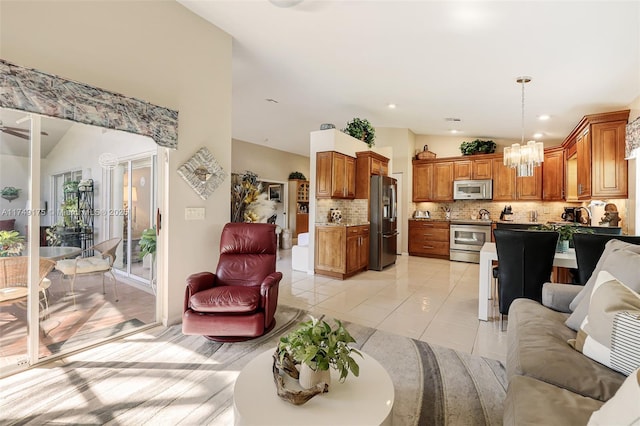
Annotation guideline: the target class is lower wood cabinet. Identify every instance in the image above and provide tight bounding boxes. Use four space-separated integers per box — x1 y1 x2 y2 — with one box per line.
315 224 369 279
408 220 449 259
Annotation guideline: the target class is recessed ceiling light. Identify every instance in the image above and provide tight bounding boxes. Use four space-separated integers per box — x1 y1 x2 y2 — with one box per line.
449 129 462 134
538 114 550 120
265 98 279 103
387 103 396 109
533 133 543 139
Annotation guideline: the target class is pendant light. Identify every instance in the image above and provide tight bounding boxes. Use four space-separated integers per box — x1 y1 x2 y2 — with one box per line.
503 76 544 177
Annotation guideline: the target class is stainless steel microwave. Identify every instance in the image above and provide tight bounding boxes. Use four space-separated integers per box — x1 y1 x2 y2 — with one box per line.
453 179 493 200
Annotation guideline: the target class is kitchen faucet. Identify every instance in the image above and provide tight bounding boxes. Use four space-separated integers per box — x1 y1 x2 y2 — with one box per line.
576 206 592 225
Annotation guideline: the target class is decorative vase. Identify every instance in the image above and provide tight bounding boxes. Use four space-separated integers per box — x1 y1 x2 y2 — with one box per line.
299 363 331 389
557 239 569 253
330 209 342 224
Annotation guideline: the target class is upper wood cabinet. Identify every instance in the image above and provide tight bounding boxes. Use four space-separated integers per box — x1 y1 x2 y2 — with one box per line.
412 159 453 201
542 147 565 201
412 160 433 202
432 162 454 201
453 158 492 180
562 110 629 200
492 157 542 201
316 151 356 199
355 151 390 199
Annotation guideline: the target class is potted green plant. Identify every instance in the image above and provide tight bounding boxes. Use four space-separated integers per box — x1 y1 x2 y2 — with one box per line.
288 171 307 180
63 180 80 194
139 227 157 260
459 139 497 155
0 230 25 257
1 186 20 202
342 117 376 148
278 315 362 389
531 223 593 252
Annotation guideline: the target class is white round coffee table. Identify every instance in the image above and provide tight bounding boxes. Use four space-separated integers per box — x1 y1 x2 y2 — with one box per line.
233 348 394 426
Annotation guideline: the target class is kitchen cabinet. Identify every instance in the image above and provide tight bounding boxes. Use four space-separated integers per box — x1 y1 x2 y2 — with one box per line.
433 162 454 201
412 161 433 202
316 151 356 199
453 158 492 180
491 157 542 201
408 220 449 259
315 224 369 279
542 147 565 201
288 179 309 237
355 151 390 199
562 110 629 200
412 160 453 202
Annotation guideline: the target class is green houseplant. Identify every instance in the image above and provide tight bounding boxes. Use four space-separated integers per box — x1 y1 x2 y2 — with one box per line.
1 186 20 202
0 230 25 257
278 315 361 388
531 223 593 252
342 117 375 148
460 139 497 155
139 227 157 260
288 171 307 180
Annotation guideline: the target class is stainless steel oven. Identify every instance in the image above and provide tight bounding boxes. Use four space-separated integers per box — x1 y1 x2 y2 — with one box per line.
450 223 492 263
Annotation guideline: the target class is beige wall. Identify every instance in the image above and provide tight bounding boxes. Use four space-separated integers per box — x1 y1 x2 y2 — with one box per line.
232 139 309 182
374 127 415 253
1 1 232 325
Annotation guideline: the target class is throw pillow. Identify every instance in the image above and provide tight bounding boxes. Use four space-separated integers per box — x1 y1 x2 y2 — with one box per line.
568 271 640 376
587 368 640 426
566 247 640 331
569 239 640 311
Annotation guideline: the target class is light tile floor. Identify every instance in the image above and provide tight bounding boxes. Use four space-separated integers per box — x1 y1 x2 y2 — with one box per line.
277 251 507 363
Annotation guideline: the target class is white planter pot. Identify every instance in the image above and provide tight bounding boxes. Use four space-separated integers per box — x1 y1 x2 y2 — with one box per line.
299 363 331 389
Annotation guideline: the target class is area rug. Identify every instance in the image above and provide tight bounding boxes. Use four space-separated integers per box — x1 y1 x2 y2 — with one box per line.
0 306 506 425
46 318 146 354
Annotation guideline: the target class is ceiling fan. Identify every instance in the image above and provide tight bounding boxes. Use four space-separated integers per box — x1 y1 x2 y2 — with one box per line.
0 120 48 139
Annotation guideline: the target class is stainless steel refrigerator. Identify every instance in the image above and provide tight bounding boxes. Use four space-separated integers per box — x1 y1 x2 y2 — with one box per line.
369 175 398 270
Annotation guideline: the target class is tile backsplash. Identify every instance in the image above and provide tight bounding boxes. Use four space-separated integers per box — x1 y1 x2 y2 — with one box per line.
412 199 630 232
316 198 368 224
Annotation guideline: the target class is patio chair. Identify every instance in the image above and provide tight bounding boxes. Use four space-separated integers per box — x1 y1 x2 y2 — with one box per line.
0 256 56 317
55 237 121 307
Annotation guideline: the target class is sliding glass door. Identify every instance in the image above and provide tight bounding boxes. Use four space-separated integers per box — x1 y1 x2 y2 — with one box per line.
0 108 159 377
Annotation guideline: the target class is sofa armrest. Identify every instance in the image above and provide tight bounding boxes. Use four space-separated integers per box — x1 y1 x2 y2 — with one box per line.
541 283 582 313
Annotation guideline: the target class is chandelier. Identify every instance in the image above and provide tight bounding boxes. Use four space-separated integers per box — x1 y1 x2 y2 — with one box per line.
503 76 544 177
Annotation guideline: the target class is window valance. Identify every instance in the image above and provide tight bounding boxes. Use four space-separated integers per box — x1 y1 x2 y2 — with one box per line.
0 59 178 149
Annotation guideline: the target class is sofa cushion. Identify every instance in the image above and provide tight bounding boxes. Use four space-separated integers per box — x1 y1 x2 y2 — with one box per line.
588 368 640 425
56 256 111 275
569 271 640 376
570 240 640 311
503 375 603 426
189 285 260 313
566 246 640 331
507 298 625 401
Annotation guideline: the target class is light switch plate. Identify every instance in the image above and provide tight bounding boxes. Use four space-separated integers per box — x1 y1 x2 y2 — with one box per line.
185 207 205 220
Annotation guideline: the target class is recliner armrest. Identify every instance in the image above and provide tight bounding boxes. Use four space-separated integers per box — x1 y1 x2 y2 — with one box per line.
184 272 217 312
260 272 283 327
541 282 582 313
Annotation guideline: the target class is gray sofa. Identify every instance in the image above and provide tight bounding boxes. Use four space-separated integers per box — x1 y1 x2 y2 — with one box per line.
503 285 625 425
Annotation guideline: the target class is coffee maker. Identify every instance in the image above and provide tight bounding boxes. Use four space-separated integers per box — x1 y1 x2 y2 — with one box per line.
561 207 579 222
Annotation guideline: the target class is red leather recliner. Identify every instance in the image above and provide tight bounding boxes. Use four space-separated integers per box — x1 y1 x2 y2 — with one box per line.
182 223 282 342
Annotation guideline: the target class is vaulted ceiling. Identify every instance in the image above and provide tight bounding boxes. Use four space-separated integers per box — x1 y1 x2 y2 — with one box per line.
179 0 640 157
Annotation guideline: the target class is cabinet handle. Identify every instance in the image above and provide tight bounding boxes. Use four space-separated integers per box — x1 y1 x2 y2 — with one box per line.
423 233 432 236
423 245 435 249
